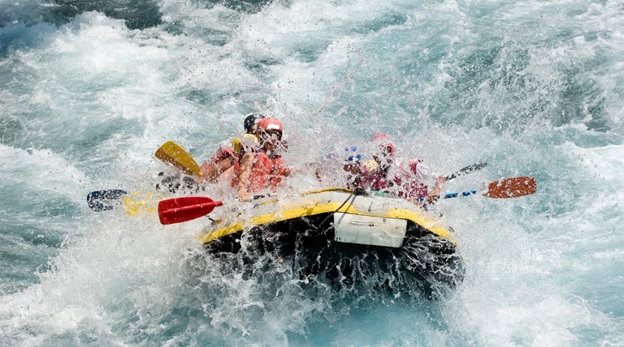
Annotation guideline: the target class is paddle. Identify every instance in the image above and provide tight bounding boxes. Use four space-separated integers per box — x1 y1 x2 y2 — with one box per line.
158 176 536 225
443 162 487 181
158 196 223 225
439 176 537 200
87 189 128 212
155 141 202 177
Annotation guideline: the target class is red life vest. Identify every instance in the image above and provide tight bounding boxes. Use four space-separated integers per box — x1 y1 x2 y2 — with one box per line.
232 150 286 193
364 165 394 191
211 147 235 165
357 160 429 199
395 174 428 199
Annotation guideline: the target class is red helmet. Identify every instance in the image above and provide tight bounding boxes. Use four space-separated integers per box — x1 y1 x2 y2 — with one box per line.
257 117 283 132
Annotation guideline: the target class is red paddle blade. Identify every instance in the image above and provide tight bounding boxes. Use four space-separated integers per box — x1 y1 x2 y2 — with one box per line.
485 176 537 199
158 196 223 225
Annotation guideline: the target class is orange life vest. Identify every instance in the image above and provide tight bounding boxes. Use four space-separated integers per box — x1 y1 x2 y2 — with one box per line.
232 150 287 193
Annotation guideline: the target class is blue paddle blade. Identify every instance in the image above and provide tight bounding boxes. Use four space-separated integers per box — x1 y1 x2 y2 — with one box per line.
87 189 128 212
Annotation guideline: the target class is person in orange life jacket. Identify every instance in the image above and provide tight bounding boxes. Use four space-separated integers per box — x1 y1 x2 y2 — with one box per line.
198 113 263 183
354 134 445 204
235 117 292 202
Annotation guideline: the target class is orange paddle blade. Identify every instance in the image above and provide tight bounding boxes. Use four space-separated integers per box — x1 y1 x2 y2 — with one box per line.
158 196 223 225
485 176 537 198
155 141 201 176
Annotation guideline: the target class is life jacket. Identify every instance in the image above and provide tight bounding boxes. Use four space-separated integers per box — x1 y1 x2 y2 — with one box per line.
352 160 396 194
357 159 429 199
395 174 428 199
359 160 393 191
211 147 235 165
232 134 259 156
231 150 287 193
210 134 259 165
398 159 429 198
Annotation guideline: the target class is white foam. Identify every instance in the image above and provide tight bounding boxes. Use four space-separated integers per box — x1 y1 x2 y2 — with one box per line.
0 144 87 202
1 0 624 345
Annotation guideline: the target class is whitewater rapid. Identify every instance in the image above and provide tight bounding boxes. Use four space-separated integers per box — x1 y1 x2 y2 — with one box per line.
1 0 623 345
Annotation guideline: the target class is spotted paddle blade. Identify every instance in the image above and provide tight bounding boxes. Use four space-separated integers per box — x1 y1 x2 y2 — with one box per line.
485 176 537 198
87 189 128 212
158 196 223 225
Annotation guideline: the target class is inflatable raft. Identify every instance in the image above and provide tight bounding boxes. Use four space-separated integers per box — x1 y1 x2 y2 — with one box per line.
198 188 465 292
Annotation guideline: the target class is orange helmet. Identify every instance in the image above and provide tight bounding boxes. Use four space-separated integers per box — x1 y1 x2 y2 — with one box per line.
257 117 283 132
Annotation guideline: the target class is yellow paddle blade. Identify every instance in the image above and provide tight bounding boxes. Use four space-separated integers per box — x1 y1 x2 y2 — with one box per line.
122 191 157 216
155 141 201 176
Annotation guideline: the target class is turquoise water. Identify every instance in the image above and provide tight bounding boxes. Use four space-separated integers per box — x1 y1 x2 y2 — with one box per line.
1 0 623 345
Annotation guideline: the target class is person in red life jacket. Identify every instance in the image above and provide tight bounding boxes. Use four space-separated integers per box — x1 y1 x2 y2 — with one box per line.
234 117 292 202
353 134 445 204
199 113 263 183
342 146 365 189
403 158 445 204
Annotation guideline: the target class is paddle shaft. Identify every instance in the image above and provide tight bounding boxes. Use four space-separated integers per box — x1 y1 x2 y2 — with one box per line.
443 162 487 181
442 190 477 199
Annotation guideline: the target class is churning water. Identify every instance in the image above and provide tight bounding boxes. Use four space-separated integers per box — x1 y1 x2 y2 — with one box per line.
1 0 623 345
